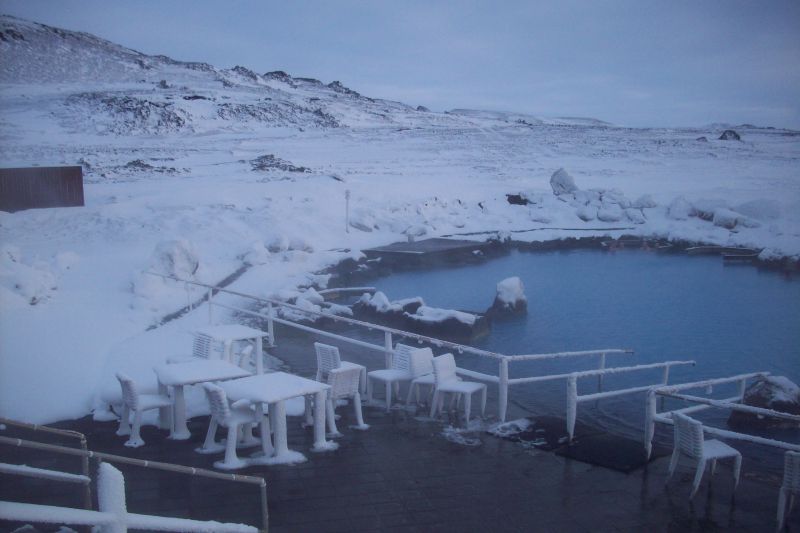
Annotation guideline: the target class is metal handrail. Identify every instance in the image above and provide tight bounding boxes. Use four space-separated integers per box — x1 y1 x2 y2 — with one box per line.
0 435 268 532
0 417 91 511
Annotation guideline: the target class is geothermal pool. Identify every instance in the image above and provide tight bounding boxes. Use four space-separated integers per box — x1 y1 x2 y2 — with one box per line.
372 248 800 454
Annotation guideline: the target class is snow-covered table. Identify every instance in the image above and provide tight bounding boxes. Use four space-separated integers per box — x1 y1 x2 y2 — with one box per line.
219 372 337 467
154 360 251 440
196 324 271 374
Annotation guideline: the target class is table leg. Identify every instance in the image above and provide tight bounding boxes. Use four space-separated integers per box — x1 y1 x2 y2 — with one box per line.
256 337 264 374
158 382 172 431
258 403 273 457
169 385 191 440
312 390 338 452
270 401 288 457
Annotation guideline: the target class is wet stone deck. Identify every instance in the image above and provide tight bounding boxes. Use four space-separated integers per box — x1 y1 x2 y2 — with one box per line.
2 323 796 532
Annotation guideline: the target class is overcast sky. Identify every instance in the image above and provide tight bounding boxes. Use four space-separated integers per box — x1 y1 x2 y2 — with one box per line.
2 0 799 128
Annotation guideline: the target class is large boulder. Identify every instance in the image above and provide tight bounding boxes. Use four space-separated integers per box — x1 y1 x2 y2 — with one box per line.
403 306 490 341
728 376 800 429
550 168 579 196
719 129 741 141
488 277 528 317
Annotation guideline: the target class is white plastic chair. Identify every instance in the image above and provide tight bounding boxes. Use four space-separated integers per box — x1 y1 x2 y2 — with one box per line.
666 412 742 499
200 383 264 470
192 333 216 358
314 342 366 393
115 373 172 448
778 450 800 530
326 366 369 437
405 346 436 406
429 353 486 423
367 343 416 411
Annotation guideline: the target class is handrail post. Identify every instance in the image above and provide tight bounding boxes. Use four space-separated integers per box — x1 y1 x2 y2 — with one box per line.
597 352 606 392
259 479 269 533
566 375 578 442
267 302 275 347
644 389 657 459
738 377 747 400
207 288 214 325
662 364 670 385
384 331 393 369
499 358 509 422
80 434 92 512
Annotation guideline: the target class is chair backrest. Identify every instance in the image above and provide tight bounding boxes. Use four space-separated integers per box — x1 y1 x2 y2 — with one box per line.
116 373 139 410
409 347 434 378
315 342 342 375
203 383 231 424
328 367 361 400
193 333 215 359
672 412 705 459
390 344 414 373
432 353 458 385
785 451 800 491
236 344 254 370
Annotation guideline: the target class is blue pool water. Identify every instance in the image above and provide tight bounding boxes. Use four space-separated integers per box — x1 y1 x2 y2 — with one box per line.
373 248 800 447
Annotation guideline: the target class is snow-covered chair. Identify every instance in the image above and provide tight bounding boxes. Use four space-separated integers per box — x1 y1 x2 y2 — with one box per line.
429 353 486 422
200 383 264 470
326 366 369 437
778 451 800 530
314 342 366 393
115 373 172 448
666 412 742 499
367 343 416 411
405 346 437 406
192 332 216 359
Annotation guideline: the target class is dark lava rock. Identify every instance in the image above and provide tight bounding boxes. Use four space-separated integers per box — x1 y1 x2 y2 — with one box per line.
506 193 529 206
416 105 430 112
486 277 528 318
352 292 423 329
182 94 209 101
728 376 800 429
250 154 310 173
719 129 741 141
696 136 708 142
402 306 490 341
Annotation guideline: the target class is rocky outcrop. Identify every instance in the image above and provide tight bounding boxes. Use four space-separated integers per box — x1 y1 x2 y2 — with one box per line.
550 168 579 196
719 129 741 141
728 376 800 429
487 277 527 317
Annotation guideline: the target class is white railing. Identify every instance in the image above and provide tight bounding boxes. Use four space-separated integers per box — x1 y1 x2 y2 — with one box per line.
644 373 800 459
145 273 720 426
0 435 267 532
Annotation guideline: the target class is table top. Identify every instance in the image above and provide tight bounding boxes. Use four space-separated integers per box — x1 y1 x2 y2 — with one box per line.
220 372 330 404
196 324 268 341
154 359 251 386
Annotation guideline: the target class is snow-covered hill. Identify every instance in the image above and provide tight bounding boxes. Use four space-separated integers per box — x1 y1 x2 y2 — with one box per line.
1 15 799 424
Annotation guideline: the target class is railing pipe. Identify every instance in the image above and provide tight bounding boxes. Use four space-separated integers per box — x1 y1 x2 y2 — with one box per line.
266 302 275 346
207 288 213 325
384 331 393 369
499 358 509 422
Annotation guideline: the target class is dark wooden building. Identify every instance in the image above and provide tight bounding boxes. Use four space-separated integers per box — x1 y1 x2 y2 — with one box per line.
0 166 84 212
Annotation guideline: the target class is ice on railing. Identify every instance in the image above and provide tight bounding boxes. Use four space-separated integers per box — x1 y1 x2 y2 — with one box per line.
0 462 90 484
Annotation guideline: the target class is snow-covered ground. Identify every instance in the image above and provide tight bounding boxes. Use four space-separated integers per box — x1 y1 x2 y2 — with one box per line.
1 15 799 424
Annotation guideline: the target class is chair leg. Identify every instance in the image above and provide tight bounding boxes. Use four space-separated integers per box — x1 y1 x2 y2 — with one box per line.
710 459 717 476
480 386 487 417
126 409 145 448
367 376 374 404
385 381 392 412
222 425 242 466
326 398 341 437
690 459 706 499
463 393 471 423
405 382 415 406
429 390 440 419
666 449 680 484
201 417 219 449
352 392 368 430
116 405 131 436
733 454 742 490
778 487 787 531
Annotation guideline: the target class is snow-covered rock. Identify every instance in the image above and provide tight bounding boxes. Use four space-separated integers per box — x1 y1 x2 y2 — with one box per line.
0 245 58 306
488 276 528 316
667 196 693 220
734 199 781 221
147 239 199 278
631 194 657 209
624 208 646 224
403 305 489 340
597 203 624 222
712 207 741 229
719 129 741 141
550 168 578 196
728 376 800 429
575 205 597 221
693 198 728 221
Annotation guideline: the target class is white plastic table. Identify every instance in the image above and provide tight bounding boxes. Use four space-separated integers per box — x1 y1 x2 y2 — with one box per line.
219 372 337 467
195 324 271 374
154 360 251 440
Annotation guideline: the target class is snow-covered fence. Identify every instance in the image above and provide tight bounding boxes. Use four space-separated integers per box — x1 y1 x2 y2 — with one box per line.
0 417 91 510
146 273 701 424
644 373 800 459
0 435 267 532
